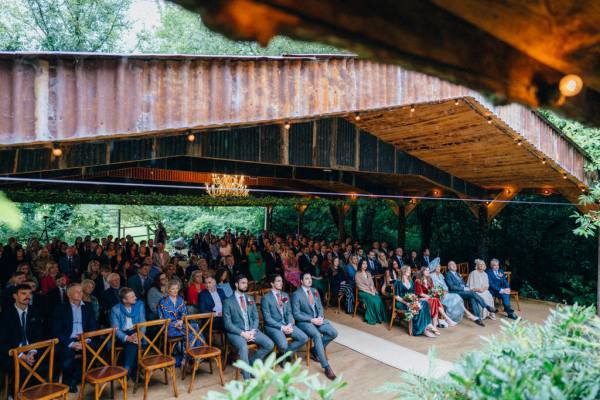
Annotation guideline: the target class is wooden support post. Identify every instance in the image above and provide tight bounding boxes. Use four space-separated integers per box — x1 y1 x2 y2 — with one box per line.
477 204 489 261
350 205 358 240
397 202 406 249
264 206 273 231
117 209 121 238
296 204 308 237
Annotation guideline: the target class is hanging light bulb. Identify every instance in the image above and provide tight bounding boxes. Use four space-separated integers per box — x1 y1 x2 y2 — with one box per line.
562 173 568 180
516 140 523 146
51 144 62 157
187 133 196 142
541 158 547 165
410 105 415 113
454 99 460 106
487 117 493 124
559 74 583 97
354 112 361 121
284 121 291 130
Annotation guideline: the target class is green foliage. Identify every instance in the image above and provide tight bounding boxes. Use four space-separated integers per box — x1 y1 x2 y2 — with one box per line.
137 2 344 55
0 191 22 230
0 0 132 52
206 352 346 400
380 305 600 400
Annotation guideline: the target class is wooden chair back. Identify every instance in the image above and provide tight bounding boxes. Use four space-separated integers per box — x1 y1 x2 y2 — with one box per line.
81 327 117 373
372 273 384 291
9 339 58 398
505 271 512 285
458 262 469 274
183 313 213 349
135 319 169 361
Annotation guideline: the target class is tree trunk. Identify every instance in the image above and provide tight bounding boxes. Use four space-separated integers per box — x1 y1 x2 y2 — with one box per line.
297 207 306 236
329 204 347 241
362 204 376 244
418 204 434 250
397 201 406 249
478 204 489 261
350 205 358 240
264 206 273 231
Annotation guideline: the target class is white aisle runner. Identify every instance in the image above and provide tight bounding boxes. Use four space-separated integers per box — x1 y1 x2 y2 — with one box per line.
330 321 454 378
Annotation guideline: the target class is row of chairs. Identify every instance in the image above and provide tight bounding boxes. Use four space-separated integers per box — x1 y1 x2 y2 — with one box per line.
3 313 223 400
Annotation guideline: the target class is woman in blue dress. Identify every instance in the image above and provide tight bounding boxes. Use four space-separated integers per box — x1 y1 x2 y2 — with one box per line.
393 266 437 338
158 279 202 367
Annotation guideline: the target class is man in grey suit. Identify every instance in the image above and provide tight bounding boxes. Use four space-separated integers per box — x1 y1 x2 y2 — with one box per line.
292 272 337 380
223 274 274 379
262 274 308 361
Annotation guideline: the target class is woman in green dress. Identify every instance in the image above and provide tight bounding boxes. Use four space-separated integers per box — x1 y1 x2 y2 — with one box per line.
247 243 265 282
393 266 437 337
355 260 388 324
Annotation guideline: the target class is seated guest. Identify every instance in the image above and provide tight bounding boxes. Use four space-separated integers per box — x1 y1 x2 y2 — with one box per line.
81 279 100 321
0 284 45 375
408 250 419 269
52 283 97 393
146 273 168 321
93 264 112 299
47 273 69 311
486 259 518 320
157 279 197 367
59 246 81 282
344 255 359 282
111 287 145 378
282 247 301 288
247 243 264 282
198 275 226 331
291 273 338 380
23 279 48 324
2 271 26 310
415 267 456 329
306 254 326 299
445 261 495 326
328 257 348 306
100 273 121 314
216 268 233 298
365 251 380 275
431 264 479 324
261 274 308 360
393 266 436 337
467 259 496 320
187 270 205 310
382 259 401 295
355 260 388 325
127 264 152 301
16 263 38 288
222 274 274 380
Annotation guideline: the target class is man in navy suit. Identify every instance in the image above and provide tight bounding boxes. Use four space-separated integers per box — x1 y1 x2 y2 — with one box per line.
445 261 495 327
487 259 518 320
222 274 274 380
59 246 81 282
0 284 45 375
52 283 97 392
292 273 337 380
262 274 308 360
127 264 152 301
198 275 226 330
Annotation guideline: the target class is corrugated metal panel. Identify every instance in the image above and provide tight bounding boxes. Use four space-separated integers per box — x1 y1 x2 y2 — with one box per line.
64 142 106 167
17 148 51 173
359 130 378 171
378 140 394 173
232 126 260 162
336 118 356 167
202 130 230 159
110 138 153 163
288 122 313 166
0 149 16 172
315 119 332 167
260 124 282 164
156 135 187 159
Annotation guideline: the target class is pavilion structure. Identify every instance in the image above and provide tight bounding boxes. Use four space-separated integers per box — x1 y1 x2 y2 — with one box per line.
0 52 595 259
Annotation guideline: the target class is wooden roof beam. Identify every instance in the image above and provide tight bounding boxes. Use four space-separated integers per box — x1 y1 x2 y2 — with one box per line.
486 187 520 222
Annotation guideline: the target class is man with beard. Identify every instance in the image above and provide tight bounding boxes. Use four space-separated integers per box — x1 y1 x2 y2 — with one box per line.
223 274 274 379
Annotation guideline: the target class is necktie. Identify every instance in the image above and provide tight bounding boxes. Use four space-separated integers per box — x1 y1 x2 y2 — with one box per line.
20 311 27 345
240 295 246 313
60 288 65 303
276 292 282 307
307 289 314 305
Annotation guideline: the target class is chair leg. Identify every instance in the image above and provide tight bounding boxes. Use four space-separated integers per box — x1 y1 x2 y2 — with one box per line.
163 368 168 385
95 383 100 400
209 358 213 374
188 360 198 393
133 367 140 394
353 298 358 317
215 356 225 386
122 377 128 400
169 367 179 397
2 374 8 400
306 341 311 368
111 380 115 398
143 370 150 400
388 312 395 330
79 378 87 400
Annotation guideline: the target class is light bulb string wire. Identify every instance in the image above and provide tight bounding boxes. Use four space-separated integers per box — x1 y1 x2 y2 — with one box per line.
0 176 577 207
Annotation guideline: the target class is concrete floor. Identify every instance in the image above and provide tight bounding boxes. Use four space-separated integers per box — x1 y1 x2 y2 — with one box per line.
70 298 554 399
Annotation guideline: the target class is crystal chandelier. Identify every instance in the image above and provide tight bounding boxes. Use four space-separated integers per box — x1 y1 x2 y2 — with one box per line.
206 173 249 197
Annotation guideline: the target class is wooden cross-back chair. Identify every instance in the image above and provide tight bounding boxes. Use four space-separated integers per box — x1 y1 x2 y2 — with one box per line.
387 284 413 335
182 313 224 393
457 262 469 275
504 272 521 311
133 319 178 400
79 327 128 400
9 338 69 400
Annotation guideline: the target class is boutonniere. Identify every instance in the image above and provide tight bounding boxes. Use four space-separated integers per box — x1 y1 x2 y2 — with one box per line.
313 290 319 298
247 298 255 306
282 296 289 303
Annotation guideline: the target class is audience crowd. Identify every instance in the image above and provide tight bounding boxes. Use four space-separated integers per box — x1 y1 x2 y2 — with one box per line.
0 225 518 393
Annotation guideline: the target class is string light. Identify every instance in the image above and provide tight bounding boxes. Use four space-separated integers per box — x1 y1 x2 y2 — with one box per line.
516 140 523 146
51 144 62 157
284 121 291 130
542 189 551 196
563 174 568 180
410 105 415 113
487 117 493 124
0 176 580 207
505 188 512 195
559 74 583 97
354 112 361 121
187 133 196 142
454 99 460 106
541 158 547 164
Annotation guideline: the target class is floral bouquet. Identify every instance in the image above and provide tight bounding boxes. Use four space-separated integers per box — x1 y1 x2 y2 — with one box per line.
431 286 446 299
402 293 420 321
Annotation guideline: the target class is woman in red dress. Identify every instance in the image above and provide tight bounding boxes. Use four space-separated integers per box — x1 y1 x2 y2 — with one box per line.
415 266 457 331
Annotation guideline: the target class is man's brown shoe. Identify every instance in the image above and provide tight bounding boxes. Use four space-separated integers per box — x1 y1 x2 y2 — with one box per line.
324 366 336 380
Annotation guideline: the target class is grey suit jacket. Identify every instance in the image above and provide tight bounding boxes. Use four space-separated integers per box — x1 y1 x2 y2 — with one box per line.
261 290 294 329
291 286 324 323
223 293 259 335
